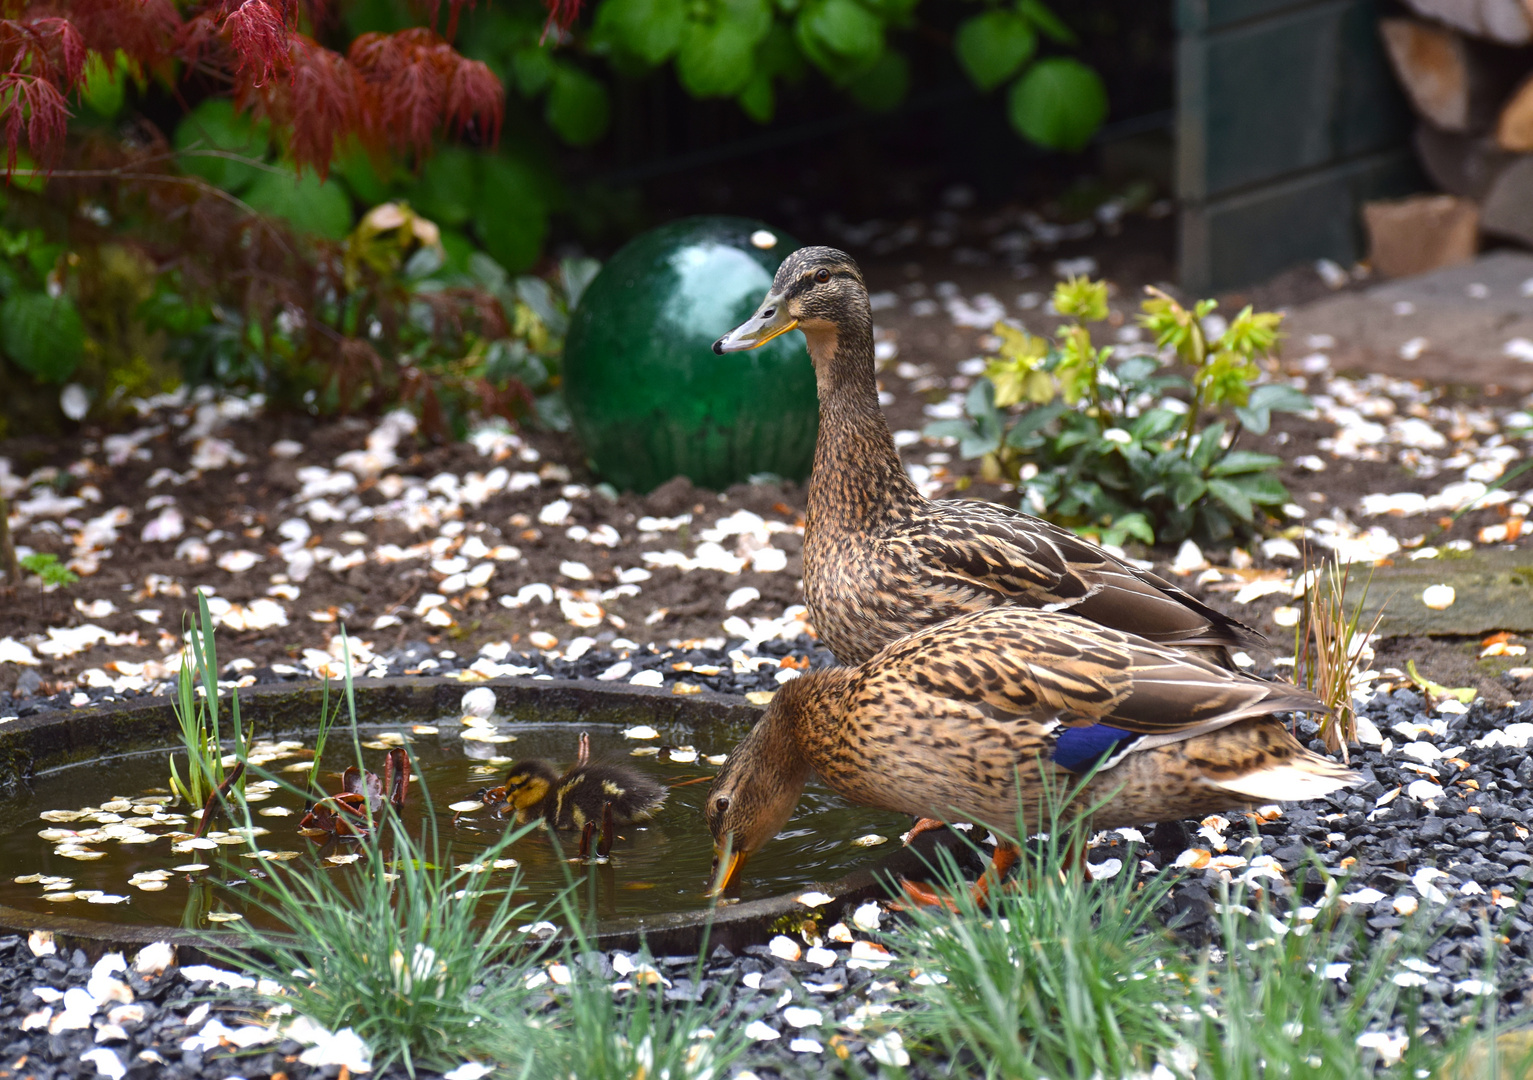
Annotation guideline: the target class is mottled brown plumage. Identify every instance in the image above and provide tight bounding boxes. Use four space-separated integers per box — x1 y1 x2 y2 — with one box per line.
714 247 1263 666
705 607 1357 888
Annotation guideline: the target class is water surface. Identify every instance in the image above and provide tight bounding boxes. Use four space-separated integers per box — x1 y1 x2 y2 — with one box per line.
0 719 908 931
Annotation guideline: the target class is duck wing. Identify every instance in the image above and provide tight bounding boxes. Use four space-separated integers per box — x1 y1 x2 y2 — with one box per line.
852 608 1319 770
891 500 1265 654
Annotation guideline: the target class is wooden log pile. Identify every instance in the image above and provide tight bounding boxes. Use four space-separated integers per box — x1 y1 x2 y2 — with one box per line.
1380 0 1533 252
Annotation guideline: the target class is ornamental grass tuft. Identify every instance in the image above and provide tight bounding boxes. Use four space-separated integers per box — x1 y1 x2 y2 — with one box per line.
887 798 1510 1078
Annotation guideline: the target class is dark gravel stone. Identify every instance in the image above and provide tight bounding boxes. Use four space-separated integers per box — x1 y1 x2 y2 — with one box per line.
7 680 1533 1075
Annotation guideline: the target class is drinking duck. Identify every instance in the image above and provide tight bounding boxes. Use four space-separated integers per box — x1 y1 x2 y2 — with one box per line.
713 247 1263 668
704 607 1356 903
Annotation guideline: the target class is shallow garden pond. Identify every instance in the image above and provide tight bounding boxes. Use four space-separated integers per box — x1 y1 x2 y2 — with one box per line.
0 719 909 930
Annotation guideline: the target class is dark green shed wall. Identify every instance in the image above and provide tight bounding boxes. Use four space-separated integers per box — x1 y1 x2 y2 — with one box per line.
1177 0 1421 291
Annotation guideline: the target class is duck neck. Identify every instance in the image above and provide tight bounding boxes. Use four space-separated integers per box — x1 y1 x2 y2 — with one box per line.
774 668 856 765
802 312 921 528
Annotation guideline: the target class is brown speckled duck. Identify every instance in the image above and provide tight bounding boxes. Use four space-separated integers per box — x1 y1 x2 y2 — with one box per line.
713 247 1263 668
705 607 1356 900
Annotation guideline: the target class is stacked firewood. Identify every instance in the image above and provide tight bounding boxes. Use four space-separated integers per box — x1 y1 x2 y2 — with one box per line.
1381 0 1533 248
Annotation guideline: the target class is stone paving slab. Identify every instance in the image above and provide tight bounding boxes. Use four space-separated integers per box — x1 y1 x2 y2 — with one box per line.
1345 547 1533 637
1282 250 1533 392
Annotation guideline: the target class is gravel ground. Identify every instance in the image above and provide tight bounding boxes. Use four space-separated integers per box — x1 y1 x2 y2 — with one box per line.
2 667 1532 1079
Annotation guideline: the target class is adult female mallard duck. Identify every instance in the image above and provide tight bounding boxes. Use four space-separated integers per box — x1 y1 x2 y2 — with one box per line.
705 607 1356 901
482 734 667 857
713 247 1263 668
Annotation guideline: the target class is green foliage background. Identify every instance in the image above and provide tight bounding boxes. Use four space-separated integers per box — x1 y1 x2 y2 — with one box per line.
0 0 1109 436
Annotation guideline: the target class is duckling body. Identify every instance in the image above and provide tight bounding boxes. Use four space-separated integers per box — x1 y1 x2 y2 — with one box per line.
497 758 667 832
715 248 1263 667
706 607 1356 889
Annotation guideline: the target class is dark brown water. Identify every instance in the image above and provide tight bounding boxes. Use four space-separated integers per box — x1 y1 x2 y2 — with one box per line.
0 719 908 931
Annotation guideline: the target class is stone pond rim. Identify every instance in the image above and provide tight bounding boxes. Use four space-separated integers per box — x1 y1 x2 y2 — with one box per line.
0 677 946 962
562 216 819 493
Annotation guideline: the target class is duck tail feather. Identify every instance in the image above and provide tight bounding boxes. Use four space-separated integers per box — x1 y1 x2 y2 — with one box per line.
1207 756 1360 802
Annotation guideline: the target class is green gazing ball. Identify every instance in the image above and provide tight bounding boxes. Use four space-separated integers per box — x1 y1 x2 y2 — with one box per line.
563 216 817 493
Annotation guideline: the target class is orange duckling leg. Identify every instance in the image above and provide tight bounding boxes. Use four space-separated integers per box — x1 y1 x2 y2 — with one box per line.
576 819 598 859
596 801 615 859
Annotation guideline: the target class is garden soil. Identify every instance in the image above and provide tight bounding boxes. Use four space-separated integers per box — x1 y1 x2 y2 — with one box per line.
2 214 1532 706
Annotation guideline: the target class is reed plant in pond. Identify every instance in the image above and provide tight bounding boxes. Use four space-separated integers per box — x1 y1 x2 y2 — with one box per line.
168 591 254 813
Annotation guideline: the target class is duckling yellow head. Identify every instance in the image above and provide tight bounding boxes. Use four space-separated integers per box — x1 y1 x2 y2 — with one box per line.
502 760 558 815
713 247 867 363
705 677 823 895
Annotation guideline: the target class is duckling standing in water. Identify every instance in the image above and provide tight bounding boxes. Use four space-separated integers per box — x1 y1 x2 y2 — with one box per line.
483 733 667 858
713 247 1263 670
705 607 1357 905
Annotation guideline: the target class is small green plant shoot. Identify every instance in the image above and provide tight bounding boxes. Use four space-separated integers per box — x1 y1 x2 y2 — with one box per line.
19 552 78 588
167 592 254 813
928 278 1313 545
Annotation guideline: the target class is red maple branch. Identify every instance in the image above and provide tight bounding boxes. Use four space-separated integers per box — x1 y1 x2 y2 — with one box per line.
224 0 290 86
1 0 512 179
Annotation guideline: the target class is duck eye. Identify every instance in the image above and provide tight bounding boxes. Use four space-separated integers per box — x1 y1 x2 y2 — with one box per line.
714 796 731 814
814 268 831 284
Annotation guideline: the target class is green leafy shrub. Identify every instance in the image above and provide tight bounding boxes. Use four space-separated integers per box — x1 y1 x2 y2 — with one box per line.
927 278 1313 546
588 0 1107 147
0 220 182 436
0 0 1115 435
0 226 84 389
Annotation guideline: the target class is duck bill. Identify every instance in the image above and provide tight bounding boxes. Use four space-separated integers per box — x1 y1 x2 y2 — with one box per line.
708 845 750 896
713 294 797 354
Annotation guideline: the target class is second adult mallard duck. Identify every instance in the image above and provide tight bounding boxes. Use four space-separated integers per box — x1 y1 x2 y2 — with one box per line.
705 607 1356 899
714 247 1262 667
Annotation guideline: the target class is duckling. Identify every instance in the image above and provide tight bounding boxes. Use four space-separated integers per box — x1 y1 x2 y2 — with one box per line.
714 247 1263 668
483 735 667 857
704 607 1356 902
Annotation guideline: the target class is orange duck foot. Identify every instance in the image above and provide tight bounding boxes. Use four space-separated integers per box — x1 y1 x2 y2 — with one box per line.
901 817 948 845
892 842 1022 911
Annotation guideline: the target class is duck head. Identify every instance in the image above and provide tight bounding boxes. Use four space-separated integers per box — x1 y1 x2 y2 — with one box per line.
705 677 820 895
713 246 870 366
494 759 558 818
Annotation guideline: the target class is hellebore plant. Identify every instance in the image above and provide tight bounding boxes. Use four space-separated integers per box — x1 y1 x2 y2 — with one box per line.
929 278 1313 546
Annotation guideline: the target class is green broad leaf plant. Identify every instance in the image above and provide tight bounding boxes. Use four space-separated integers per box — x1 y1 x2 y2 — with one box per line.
927 277 1312 547
18 552 78 589
589 0 1104 147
